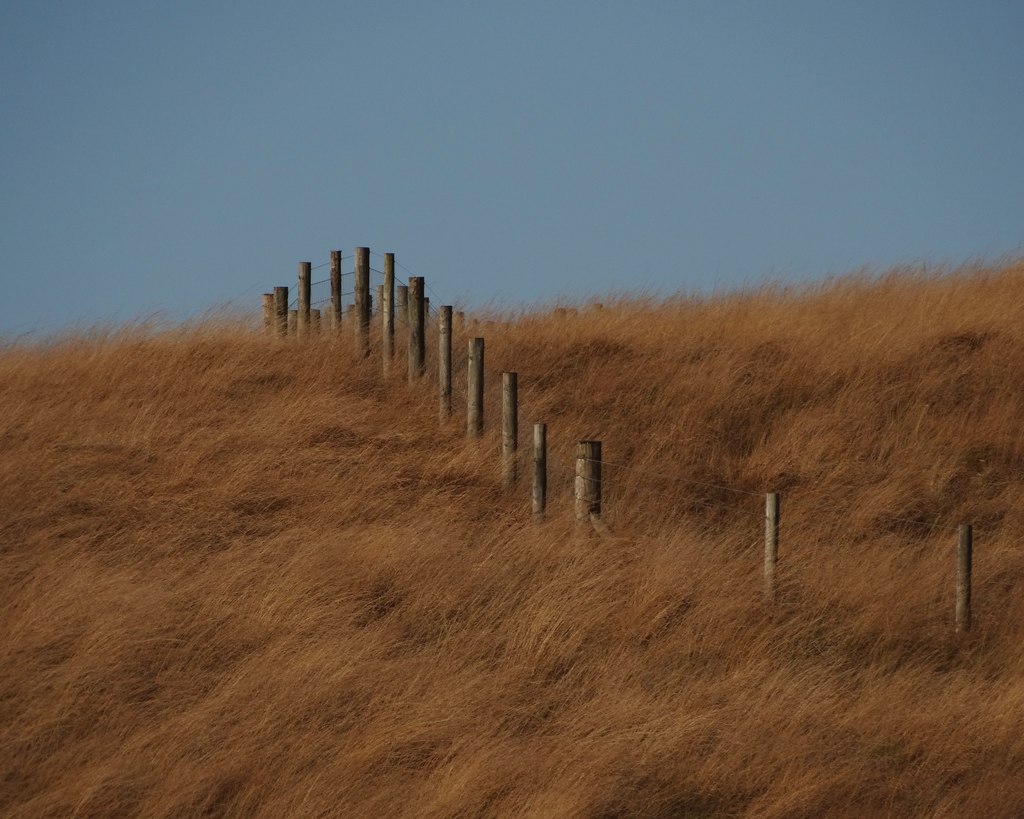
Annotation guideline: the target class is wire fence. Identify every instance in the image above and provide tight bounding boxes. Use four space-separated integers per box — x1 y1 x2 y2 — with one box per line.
259 247 992 634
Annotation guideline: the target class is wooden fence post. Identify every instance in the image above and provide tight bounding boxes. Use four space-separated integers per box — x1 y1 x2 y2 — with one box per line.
288 309 297 335
407 277 425 382
467 338 485 438
502 372 518 487
439 306 452 418
262 293 274 334
375 284 383 319
575 441 601 522
383 253 395 373
310 308 321 335
330 250 342 330
424 297 430 322
298 262 311 338
397 285 409 326
956 524 973 633
273 287 288 338
533 423 547 519
765 492 780 598
355 247 370 356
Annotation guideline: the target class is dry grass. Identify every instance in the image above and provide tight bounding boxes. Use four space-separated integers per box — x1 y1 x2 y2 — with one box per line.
3 261 1024 817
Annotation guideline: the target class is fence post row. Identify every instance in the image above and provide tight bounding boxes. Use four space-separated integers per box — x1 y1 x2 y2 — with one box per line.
502 372 518 487
467 338 485 438
439 306 453 418
354 247 371 356
263 251 981 640
533 423 547 519
298 261 311 338
764 492 780 599
383 253 395 374
575 441 601 523
956 524 973 633
407 277 426 382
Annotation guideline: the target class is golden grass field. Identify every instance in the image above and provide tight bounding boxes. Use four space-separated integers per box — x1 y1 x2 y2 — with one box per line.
3 261 1024 817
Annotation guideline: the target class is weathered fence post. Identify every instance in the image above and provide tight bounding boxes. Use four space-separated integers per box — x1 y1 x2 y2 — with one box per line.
375 284 383 319
383 253 395 373
262 293 274 334
439 306 452 418
533 423 547 520
407 277 426 382
765 492 780 599
397 285 409 326
467 338 485 438
355 247 370 356
957 524 973 633
575 441 601 523
330 250 342 330
502 372 518 487
424 297 430 323
310 309 321 335
273 287 288 338
297 262 311 338
288 309 297 335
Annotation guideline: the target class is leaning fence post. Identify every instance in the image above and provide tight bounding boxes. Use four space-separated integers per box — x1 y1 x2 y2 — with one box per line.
407 277 426 382
765 492 780 598
298 262 311 338
502 372 518 487
467 338 485 438
533 423 547 519
330 250 342 330
575 441 601 523
273 287 288 338
439 306 452 418
383 253 395 373
354 247 370 356
262 293 274 334
956 524 973 633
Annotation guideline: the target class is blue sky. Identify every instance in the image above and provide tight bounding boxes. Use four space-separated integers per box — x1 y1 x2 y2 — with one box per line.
2 1 1022 335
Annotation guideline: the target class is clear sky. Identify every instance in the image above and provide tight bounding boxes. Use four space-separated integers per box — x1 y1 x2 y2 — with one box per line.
2 1 1022 335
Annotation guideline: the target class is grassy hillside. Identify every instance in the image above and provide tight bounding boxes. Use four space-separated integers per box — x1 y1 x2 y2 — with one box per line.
3 261 1024 817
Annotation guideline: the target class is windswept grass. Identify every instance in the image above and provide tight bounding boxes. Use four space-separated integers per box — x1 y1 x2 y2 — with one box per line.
2 261 1024 817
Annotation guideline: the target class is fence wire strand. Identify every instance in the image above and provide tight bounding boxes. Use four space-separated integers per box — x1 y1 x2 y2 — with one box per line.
590 458 761 498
